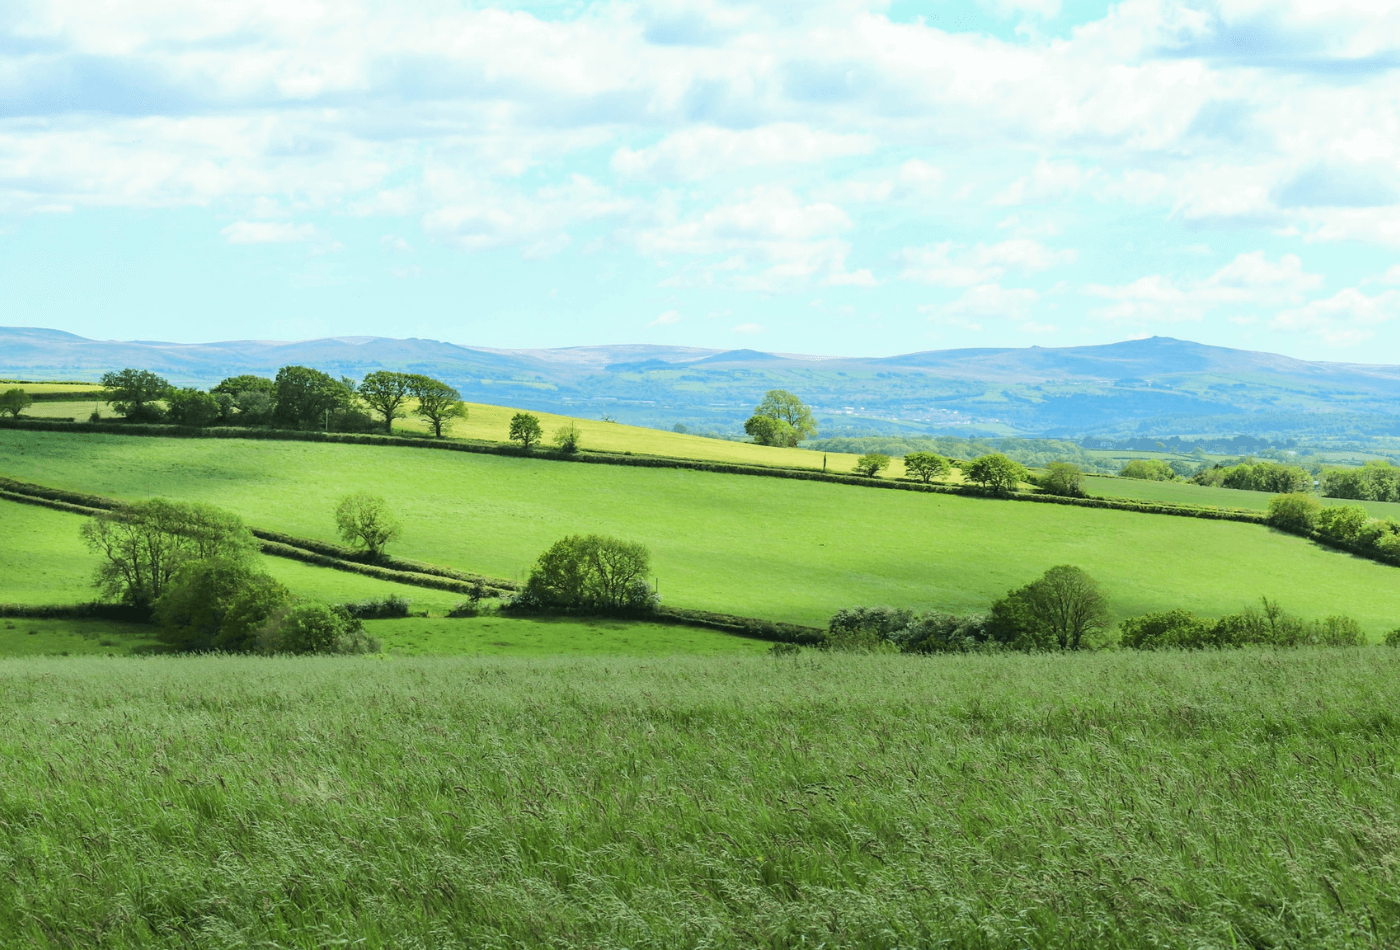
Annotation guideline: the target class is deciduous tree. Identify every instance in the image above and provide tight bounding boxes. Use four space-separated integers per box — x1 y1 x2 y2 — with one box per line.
1040 461 1085 497
408 375 466 438
153 557 290 652
509 412 543 450
989 565 1111 651
964 453 1028 492
273 365 353 430
853 453 890 477
100 369 172 421
744 390 816 446
903 451 950 483
0 388 32 418
334 493 402 559
517 535 657 613
744 414 795 447
358 371 414 433
165 387 222 427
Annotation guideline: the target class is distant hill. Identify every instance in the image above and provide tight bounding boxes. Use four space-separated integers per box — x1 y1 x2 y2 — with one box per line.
5 326 1400 440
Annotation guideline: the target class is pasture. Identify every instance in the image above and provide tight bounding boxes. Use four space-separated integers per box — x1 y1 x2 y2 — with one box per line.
4 430 1400 633
0 617 162 656
1084 473 1400 520
0 649 1395 948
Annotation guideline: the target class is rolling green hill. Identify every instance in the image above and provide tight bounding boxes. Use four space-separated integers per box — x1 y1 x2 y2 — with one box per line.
4 429 1399 634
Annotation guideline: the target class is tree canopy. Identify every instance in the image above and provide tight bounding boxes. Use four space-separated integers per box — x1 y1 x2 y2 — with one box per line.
964 453 1027 492
408 375 466 438
0 388 32 418
517 534 657 613
745 390 815 446
509 412 543 449
359 371 415 433
1039 461 1085 497
334 493 402 559
989 565 1111 651
903 451 950 483
273 365 353 430
853 453 891 477
100 369 172 420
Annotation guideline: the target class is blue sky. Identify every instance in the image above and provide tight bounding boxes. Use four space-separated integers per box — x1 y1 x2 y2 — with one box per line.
2 0 1399 359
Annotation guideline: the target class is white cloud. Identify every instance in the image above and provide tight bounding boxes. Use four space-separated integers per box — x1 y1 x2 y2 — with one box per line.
1379 265 1400 286
732 322 764 334
649 309 683 327
221 221 319 244
979 0 1061 18
1273 288 1400 345
613 124 875 181
825 160 942 205
931 284 1040 320
899 239 1076 287
1085 251 1323 322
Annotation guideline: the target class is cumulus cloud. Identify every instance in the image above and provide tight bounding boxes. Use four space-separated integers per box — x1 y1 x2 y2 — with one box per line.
1085 251 1324 322
899 239 1076 287
612 124 875 181
221 221 320 244
1273 288 1400 345
649 309 683 326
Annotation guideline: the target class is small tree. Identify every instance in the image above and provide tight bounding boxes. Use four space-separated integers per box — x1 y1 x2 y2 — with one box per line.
358 371 415 433
1040 461 1085 497
257 602 378 655
409 375 466 438
509 412 543 450
553 422 583 454
0 388 33 418
853 453 891 477
1120 459 1175 481
744 414 795 447
154 557 290 652
964 453 1028 493
752 390 817 444
903 451 950 483
989 565 1111 651
516 534 657 613
273 365 354 430
100 369 172 421
334 493 402 559
1267 492 1321 535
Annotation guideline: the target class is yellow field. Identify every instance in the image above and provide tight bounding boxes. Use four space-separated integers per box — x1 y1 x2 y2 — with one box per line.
0 381 104 395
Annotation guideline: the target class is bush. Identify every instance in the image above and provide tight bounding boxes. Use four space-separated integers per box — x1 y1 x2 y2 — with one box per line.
1120 599 1364 650
1119 609 1215 650
852 453 891 477
166 388 222 428
1267 493 1321 535
153 557 291 652
769 642 803 656
1316 505 1370 544
1039 461 1085 497
820 627 899 653
512 534 658 615
553 422 583 454
338 595 411 620
1120 459 1175 481
964 453 1028 492
987 565 1111 651
257 602 380 655
0 388 32 418
1385 629 1400 647
899 613 991 653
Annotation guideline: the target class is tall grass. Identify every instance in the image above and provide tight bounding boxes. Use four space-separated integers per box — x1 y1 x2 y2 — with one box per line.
1 649 1396 948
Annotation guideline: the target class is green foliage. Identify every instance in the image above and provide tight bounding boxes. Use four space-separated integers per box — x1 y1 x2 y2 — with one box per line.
811 435 1113 473
1192 459 1311 493
515 534 657 614
257 601 380 655
1119 608 1216 649
742 413 795 447
1322 460 1400 502
964 453 1028 492
211 374 276 398
0 388 32 418
408 375 466 438
99 368 171 421
273 365 354 430
989 565 1112 652
153 557 290 652
1316 504 1370 544
1120 458 1176 481
508 412 543 450
1039 461 1085 497
902 451 950 483
334 493 402 560
553 421 582 454
358 370 415 433
165 387 222 427
1120 599 1364 650
852 452 890 477
79 499 256 608
1267 492 1321 534
751 389 816 444
1385 628 1400 646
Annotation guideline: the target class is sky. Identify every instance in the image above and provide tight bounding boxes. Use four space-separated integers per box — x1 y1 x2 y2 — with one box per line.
2 0 1400 360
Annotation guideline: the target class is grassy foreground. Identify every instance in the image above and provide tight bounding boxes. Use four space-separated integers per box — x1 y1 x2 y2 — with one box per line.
6 430 1400 632
1 649 1397 948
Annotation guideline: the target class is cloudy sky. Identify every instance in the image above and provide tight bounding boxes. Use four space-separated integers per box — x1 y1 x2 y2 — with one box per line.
2 0 1399 359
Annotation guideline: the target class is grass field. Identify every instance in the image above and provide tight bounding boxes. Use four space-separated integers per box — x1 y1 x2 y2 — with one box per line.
5 430 1400 633
1 649 1396 948
0 617 163 656
366 615 770 656
1084 474 1400 519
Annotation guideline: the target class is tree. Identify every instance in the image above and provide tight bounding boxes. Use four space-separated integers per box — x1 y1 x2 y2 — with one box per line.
553 422 582 454
853 453 891 477
517 534 657 613
408 375 466 438
1267 492 1321 535
903 451 950 483
211 375 276 398
257 602 378 655
1120 459 1175 481
100 369 172 421
509 412 543 450
744 414 795 447
1040 461 1085 497
989 565 1111 651
964 453 1028 492
752 390 816 444
80 500 256 608
334 493 402 560
0 388 32 418
273 365 353 430
358 370 415 433
153 557 290 652
165 387 222 427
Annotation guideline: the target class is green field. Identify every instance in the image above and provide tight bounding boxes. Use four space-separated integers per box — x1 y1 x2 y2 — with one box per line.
366 615 769 656
0 618 163 656
5 430 1400 634
1085 474 1400 519
2 649 1396 948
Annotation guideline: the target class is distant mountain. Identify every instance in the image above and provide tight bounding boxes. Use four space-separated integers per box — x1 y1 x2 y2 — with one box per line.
5 326 1400 441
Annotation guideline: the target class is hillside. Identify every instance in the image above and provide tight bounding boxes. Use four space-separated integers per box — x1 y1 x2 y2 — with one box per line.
7 326 1400 440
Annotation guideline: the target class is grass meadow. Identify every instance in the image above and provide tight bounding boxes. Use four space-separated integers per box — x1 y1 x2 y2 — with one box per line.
365 615 770 656
4 430 1400 633
1084 474 1400 520
1 649 1396 948
0 617 162 656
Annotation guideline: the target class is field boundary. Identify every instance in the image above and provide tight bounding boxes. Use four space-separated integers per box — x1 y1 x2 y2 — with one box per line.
0 417 1269 523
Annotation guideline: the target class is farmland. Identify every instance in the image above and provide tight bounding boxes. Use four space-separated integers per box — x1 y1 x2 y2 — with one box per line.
1084 473 1400 520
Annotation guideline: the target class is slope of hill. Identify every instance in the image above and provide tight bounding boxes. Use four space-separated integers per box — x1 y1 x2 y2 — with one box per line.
6 326 1400 439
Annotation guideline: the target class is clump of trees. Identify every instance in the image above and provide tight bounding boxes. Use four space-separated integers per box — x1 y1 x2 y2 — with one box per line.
510 534 658 615
744 390 816 447
1266 493 1400 562
1037 461 1086 497
0 388 33 418
1120 459 1176 481
1321 460 1400 502
963 453 1028 493
1192 459 1310 493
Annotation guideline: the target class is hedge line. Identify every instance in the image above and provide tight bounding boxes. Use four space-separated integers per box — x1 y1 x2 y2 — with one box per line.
27 390 105 403
653 606 826 645
251 528 517 591
0 602 152 621
0 417 1269 525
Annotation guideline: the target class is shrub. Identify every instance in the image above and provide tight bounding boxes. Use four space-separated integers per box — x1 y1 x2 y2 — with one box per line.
828 606 913 641
1039 461 1085 497
1384 629 1400 647
852 453 891 477
1120 459 1175 481
899 612 991 653
1316 505 1370 544
257 602 380 655
339 595 411 620
1267 493 1321 535
154 557 291 652
165 388 222 427
1309 615 1364 646
769 642 803 656
0 388 32 418
512 534 658 614
553 422 583 454
987 565 1111 651
1119 609 1215 650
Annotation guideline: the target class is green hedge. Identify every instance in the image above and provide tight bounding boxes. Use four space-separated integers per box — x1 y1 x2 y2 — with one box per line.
0 602 151 622
27 390 105 403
